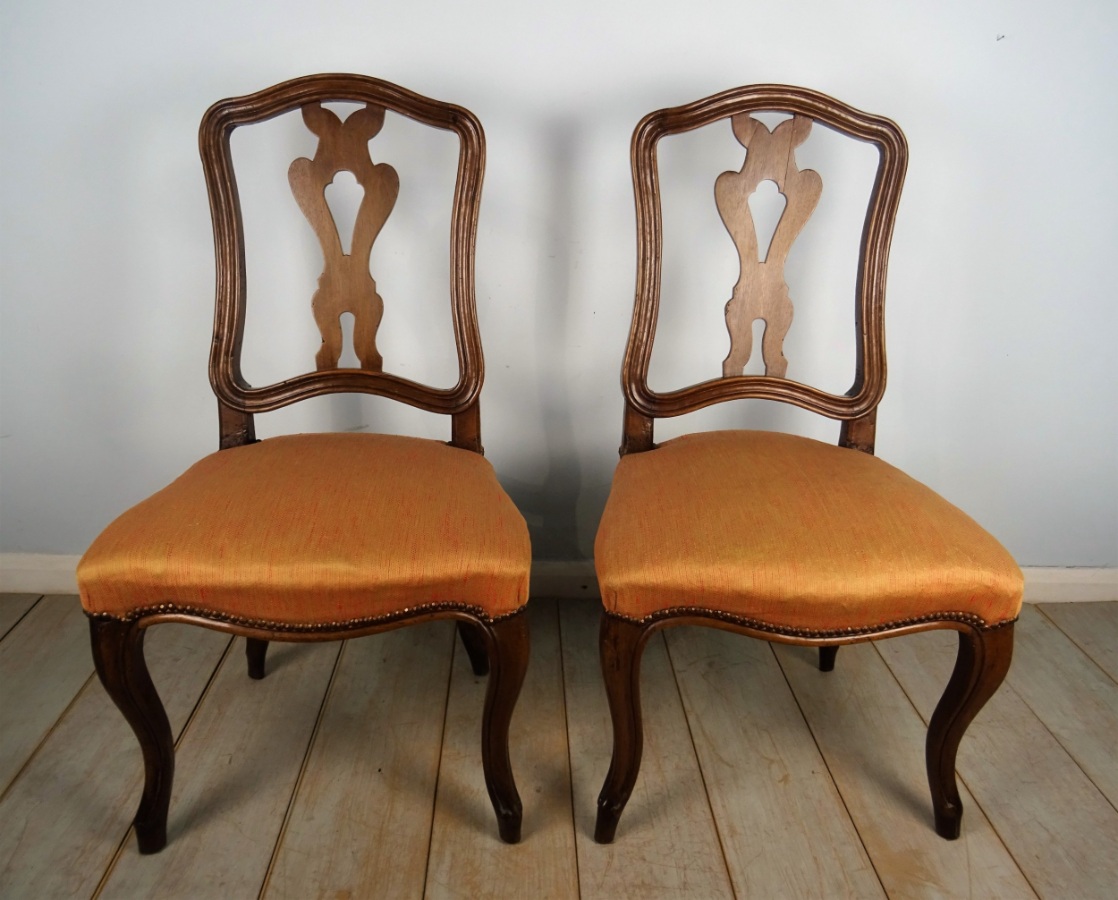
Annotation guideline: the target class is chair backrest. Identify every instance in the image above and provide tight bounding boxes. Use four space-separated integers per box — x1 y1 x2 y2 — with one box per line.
199 74 486 452
620 85 907 455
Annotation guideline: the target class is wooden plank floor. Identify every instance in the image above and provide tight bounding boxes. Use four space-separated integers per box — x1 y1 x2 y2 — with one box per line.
1 595 1116 898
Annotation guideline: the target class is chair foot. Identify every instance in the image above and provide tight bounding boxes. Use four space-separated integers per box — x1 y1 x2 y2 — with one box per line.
926 624 1014 840
934 803 963 840
457 621 490 676
819 645 838 672
90 617 174 854
480 611 529 843
246 638 268 680
594 614 649 844
594 797 626 844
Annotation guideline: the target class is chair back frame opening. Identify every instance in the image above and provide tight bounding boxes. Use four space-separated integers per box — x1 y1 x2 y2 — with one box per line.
621 85 908 455
200 73 488 453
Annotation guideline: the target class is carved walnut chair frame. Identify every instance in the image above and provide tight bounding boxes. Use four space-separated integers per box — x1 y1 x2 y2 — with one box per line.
86 74 529 852
595 85 1016 843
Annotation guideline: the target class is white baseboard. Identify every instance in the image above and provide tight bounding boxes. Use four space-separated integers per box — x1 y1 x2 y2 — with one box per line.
529 563 1117 603
1020 566 1118 603
0 553 82 594
2 553 1114 604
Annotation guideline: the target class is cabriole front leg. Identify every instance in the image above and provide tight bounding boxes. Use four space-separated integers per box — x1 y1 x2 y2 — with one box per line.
480 610 530 843
89 617 175 854
925 623 1014 839
594 614 649 843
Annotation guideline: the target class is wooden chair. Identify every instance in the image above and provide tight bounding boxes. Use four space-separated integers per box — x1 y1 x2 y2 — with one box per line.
593 85 1023 843
76 74 531 853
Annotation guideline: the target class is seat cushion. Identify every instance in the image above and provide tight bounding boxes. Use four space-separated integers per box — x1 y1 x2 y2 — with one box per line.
78 433 531 625
595 431 1022 632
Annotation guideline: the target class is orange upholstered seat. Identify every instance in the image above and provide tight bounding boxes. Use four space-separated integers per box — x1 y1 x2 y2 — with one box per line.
596 430 1022 631
78 433 530 625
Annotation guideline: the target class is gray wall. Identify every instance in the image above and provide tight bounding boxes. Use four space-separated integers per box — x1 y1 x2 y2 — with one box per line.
2 0 1115 566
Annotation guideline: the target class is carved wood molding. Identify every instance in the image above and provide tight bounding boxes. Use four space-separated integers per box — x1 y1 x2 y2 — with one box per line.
86 599 524 639
604 607 1016 643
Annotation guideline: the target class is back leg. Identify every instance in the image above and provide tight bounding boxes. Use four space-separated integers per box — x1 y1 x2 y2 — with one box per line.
819 645 838 671
926 624 1014 838
90 617 175 854
246 638 268 679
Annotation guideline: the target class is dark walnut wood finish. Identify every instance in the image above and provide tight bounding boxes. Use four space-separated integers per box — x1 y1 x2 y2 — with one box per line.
596 85 1017 843
90 74 528 853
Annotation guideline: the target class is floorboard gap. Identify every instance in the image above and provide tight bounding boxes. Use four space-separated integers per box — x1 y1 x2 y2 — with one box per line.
869 640 1044 899
0 668 97 804
664 630 738 899
0 595 44 643
92 632 236 898
421 631 458 899
771 642 889 899
257 640 347 899
555 602 584 899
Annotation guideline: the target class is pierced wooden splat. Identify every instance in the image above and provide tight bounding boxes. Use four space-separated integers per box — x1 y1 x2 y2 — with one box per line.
288 102 400 371
717 114 822 378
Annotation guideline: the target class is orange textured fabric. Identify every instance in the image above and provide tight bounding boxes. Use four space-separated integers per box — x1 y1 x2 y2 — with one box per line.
78 433 530 624
595 431 1023 631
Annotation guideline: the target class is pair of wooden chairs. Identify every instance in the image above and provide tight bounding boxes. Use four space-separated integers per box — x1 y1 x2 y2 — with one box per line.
76 74 1023 854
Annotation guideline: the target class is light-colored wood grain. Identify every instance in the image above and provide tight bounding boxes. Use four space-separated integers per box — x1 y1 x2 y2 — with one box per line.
289 101 400 372
0 593 40 640
666 628 885 898
1004 605 1118 805
425 600 578 900
560 601 734 899
1038 601 1118 681
264 624 455 898
0 595 93 794
5 595 1118 897
775 640 1035 898
879 629 1118 899
98 639 340 899
0 623 230 897
718 114 822 378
